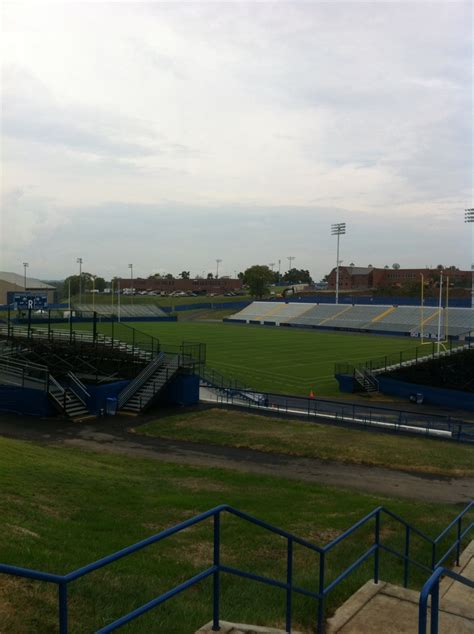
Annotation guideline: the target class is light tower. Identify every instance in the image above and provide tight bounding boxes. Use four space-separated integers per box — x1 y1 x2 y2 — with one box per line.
76 257 83 304
331 223 346 305
465 209 474 309
23 262 29 290
128 263 134 304
215 259 222 279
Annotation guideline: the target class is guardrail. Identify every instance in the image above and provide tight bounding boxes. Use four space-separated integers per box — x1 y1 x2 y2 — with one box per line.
418 567 474 633
0 502 471 633
201 388 474 443
335 330 473 378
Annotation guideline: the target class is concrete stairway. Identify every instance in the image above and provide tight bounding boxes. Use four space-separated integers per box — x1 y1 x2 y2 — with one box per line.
327 541 474 633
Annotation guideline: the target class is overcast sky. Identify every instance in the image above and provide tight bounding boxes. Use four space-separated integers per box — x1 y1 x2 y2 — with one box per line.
1 1 472 281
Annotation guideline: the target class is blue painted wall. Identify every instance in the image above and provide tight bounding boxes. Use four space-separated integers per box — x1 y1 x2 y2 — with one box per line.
378 377 474 411
0 386 55 417
159 373 200 406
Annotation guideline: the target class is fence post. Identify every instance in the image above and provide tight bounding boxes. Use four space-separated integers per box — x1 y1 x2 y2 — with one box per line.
404 526 410 588
456 518 462 566
430 581 440 634
286 538 293 633
58 581 68 634
317 551 325 634
374 511 380 584
212 512 221 631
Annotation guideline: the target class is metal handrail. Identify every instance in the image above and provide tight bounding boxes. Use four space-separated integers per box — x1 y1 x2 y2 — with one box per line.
116 352 165 408
418 567 474 633
67 372 91 403
0 502 471 634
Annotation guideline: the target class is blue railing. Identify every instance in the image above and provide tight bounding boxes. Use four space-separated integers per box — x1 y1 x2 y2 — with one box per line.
0 502 472 633
418 567 474 633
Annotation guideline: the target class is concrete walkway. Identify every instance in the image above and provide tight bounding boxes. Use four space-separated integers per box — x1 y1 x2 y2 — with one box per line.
326 541 474 633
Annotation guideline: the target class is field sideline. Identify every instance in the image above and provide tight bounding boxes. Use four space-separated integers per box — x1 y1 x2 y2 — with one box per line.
107 321 419 396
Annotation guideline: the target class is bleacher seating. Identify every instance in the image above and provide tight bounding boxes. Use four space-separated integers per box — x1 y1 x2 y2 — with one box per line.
75 303 167 318
227 302 474 337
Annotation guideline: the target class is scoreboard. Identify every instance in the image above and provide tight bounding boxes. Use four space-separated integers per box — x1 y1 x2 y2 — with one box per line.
13 294 48 310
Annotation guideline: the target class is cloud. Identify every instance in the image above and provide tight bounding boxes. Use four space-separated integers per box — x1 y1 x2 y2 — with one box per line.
1 1 472 278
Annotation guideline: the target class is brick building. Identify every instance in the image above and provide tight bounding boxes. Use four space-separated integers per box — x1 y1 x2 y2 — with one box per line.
326 266 471 291
116 277 243 294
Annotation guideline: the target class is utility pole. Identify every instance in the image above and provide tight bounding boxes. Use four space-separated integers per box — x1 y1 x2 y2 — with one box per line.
216 259 222 279
278 259 281 284
331 223 346 305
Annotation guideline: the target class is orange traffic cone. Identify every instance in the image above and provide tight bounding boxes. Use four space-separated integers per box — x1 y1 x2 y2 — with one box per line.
309 388 315 399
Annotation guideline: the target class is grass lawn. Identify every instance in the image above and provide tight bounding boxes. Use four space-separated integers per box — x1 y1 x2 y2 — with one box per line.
136 408 474 478
0 436 466 633
105 321 419 396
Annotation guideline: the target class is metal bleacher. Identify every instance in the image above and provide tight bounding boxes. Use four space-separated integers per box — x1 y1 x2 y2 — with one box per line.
75 303 167 318
227 302 474 337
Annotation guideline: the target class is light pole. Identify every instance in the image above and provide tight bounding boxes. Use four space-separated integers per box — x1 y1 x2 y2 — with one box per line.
92 275 96 312
76 257 83 304
287 256 295 271
23 262 29 290
278 259 281 284
128 263 134 304
331 223 346 304
216 259 222 279
465 209 474 309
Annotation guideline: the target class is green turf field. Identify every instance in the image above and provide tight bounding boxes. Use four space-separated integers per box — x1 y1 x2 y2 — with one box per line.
108 321 419 396
0 436 461 633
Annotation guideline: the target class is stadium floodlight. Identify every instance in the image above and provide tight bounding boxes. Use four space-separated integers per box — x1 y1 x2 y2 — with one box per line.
216 259 222 279
128 263 134 305
331 223 346 305
76 257 83 304
465 209 474 308
23 262 29 290
287 256 295 271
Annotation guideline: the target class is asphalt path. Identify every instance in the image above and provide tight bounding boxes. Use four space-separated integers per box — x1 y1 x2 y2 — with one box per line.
0 413 473 505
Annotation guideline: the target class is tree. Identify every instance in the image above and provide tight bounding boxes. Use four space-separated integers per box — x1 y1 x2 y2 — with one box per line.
165 273 173 280
392 263 401 270
63 272 102 296
179 271 190 279
207 272 214 279
243 265 274 299
282 268 313 285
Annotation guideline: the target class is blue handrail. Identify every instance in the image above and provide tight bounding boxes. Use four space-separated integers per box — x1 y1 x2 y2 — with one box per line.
0 502 472 633
418 567 474 633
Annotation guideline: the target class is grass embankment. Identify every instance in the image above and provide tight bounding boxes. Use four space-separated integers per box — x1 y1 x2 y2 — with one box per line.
101 322 420 396
136 409 474 478
0 436 464 633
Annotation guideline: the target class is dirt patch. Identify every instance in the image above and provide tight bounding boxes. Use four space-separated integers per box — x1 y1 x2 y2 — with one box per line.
167 477 231 493
6 524 41 539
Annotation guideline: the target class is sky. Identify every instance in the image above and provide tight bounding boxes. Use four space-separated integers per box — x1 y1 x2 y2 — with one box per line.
1 0 472 281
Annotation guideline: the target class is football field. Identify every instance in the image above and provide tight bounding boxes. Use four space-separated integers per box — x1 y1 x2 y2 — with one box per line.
119 322 419 396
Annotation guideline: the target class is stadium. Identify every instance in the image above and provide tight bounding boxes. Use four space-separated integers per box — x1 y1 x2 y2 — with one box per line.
1 3 473 633
0 272 473 633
